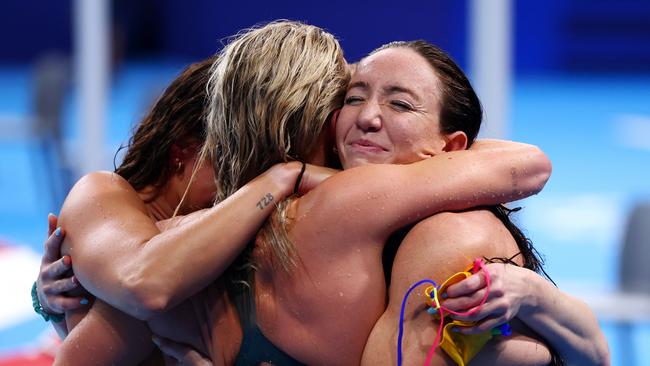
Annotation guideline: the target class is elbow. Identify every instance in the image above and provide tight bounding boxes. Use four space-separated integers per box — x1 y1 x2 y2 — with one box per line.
591 333 611 366
523 145 552 196
120 270 172 321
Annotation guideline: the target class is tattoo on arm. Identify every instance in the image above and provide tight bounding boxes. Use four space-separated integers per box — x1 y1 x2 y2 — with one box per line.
256 193 274 210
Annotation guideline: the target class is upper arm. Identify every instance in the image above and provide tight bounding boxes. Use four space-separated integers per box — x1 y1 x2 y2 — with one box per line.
362 215 493 366
59 172 161 314
380 212 548 365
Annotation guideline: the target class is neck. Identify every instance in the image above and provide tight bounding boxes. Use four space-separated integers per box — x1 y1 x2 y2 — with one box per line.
138 185 179 221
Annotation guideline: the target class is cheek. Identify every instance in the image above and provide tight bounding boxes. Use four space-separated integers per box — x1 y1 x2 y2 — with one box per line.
193 166 218 206
335 107 355 143
391 125 441 162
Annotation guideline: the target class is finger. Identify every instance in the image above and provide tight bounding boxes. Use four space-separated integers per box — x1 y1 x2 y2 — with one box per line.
45 256 72 278
450 300 505 323
445 272 487 298
42 229 65 263
47 213 58 236
47 276 79 294
443 287 488 311
456 316 505 335
153 335 189 361
153 336 212 365
49 296 90 314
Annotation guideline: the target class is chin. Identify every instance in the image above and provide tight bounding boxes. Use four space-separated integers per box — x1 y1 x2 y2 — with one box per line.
343 157 385 169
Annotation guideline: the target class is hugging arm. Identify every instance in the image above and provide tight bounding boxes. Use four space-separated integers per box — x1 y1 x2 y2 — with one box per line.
303 140 551 242
58 162 316 320
35 214 87 339
445 265 610 366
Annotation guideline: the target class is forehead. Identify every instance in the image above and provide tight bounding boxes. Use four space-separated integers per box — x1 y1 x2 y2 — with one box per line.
352 47 440 96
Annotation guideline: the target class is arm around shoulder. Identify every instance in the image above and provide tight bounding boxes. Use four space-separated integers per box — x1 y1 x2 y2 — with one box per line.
470 139 552 198
302 142 551 244
519 273 610 366
60 164 308 320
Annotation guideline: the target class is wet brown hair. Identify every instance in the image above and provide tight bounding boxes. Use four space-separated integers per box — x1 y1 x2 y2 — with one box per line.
115 56 216 198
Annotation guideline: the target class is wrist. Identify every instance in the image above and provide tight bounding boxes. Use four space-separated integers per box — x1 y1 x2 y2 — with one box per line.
517 269 545 318
268 162 302 198
31 282 64 323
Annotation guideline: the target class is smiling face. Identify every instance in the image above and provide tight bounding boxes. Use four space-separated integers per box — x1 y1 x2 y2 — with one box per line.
335 47 450 169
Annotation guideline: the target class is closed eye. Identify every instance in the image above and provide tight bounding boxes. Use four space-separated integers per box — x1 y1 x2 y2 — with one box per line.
344 96 364 105
390 100 414 111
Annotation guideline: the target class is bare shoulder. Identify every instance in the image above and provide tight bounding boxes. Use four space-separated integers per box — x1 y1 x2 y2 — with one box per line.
61 171 145 219
391 209 518 287
403 209 512 252
66 171 138 202
59 171 153 256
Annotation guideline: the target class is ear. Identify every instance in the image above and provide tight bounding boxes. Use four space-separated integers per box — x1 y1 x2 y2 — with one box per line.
442 131 468 152
170 144 183 164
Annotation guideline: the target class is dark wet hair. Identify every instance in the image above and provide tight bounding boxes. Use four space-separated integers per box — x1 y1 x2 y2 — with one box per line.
114 56 216 197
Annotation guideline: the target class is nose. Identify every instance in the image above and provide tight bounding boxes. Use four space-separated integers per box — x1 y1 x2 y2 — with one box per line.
356 100 382 132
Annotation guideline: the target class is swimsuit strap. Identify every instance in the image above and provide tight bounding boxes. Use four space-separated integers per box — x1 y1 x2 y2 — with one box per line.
233 283 256 331
232 279 305 366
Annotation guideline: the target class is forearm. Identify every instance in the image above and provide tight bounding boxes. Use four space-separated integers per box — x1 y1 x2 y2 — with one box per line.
116 162 302 319
519 275 610 366
394 141 550 230
467 139 552 201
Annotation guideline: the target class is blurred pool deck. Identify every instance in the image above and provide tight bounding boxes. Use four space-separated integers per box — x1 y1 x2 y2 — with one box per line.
1 63 649 365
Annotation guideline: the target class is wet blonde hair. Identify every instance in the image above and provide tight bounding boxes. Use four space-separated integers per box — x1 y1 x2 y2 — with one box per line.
202 20 348 270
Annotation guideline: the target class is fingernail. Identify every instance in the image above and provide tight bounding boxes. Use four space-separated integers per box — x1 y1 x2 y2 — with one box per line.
55 227 61 237
71 276 78 284
80 298 89 305
63 256 71 266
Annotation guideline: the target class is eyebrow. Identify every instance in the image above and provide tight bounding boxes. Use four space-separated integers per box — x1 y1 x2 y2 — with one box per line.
347 80 368 90
347 81 422 103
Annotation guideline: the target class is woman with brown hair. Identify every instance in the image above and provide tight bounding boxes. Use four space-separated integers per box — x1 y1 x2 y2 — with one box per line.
35 50 336 364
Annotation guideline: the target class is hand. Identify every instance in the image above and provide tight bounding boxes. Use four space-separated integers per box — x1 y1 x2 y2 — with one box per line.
36 213 87 314
298 164 338 194
153 336 213 366
441 263 533 334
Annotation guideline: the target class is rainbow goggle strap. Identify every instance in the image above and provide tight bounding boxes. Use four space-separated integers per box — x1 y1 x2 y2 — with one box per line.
425 263 475 315
423 262 513 337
